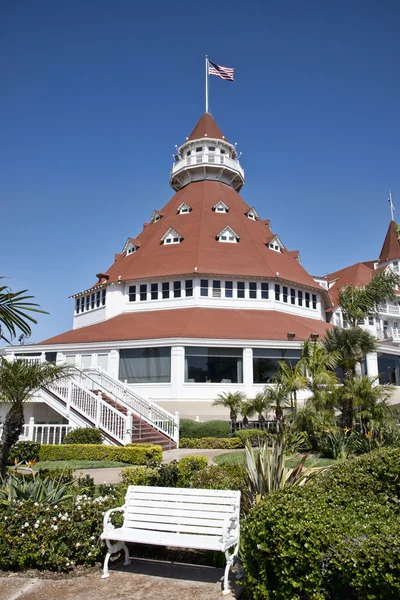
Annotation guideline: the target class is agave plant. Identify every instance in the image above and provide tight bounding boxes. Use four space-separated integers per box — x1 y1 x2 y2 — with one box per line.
0 471 76 506
318 428 354 460
244 426 311 505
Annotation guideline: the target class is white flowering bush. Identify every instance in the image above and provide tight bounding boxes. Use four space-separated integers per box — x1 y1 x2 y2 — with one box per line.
0 494 118 571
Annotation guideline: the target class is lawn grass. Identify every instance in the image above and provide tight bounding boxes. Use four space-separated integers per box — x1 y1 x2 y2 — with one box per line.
213 451 336 469
33 460 131 470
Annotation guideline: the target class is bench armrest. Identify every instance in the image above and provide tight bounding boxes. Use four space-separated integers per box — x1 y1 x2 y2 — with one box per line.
222 515 239 542
103 505 126 532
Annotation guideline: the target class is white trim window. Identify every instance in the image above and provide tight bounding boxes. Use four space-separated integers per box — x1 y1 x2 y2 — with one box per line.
217 226 239 243
177 202 192 215
160 227 182 245
213 200 229 213
246 207 259 220
150 210 162 223
267 235 284 252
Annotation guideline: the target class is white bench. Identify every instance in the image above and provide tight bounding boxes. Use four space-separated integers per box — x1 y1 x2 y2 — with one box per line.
101 485 241 595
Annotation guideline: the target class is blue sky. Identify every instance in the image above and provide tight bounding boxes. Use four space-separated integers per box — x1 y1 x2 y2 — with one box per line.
1 0 400 343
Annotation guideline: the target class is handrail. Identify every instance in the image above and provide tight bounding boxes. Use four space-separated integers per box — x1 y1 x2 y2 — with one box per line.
80 367 179 443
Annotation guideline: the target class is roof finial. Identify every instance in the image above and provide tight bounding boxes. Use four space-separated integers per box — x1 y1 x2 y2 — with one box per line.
389 190 395 221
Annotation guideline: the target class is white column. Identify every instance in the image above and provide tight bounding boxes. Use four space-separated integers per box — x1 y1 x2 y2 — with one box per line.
56 352 65 365
108 350 119 379
28 417 35 441
366 352 379 382
243 348 253 397
125 411 133 445
171 346 185 399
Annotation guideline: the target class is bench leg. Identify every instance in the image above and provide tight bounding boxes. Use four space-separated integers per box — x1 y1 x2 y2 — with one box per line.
101 540 130 579
222 550 234 596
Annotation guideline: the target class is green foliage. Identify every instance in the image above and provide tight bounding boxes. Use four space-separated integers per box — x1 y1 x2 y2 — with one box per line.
291 404 335 450
62 428 103 445
234 429 271 446
176 455 208 487
241 448 400 600
179 419 230 439
119 466 159 486
180 437 243 449
0 494 116 571
35 467 75 484
318 429 354 459
212 391 246 422
190 464 246 498
0 473 76 506
38 443 162 465
0 277 48 342
156 462 180 487
7 441 40 465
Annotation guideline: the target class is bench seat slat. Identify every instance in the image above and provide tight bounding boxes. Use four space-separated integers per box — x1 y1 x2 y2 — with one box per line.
127 487 238 498
125 507 231 520
128 492 237 505
126 500 234 512
124 520 224 535
124 514 226 527
101 527 228 551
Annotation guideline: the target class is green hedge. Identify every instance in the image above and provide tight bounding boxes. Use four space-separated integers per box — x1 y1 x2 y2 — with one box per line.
179 419 230 439
241 448 400 600
38 443 162 465
234 429 271 445
180 437 243 449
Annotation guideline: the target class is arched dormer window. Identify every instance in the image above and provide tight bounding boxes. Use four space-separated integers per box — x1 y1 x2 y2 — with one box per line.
213 200 229 213
160 227 183 245
177 202 192 215
245 207 259 220
122 238 140 255
216 226 239 243
150 210 163 223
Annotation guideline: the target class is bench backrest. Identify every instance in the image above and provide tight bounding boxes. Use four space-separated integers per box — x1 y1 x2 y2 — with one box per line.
123 486 241 537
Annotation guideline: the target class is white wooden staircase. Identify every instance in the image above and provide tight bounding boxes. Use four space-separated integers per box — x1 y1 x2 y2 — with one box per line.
35 366 179 449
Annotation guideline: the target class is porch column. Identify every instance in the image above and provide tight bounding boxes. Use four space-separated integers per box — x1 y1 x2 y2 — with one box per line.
243 348 253 397
171 346 185 399
108 350 119 380
366 352 379 382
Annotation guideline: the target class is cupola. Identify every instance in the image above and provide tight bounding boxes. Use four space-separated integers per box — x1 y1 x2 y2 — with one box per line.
170 113 245 192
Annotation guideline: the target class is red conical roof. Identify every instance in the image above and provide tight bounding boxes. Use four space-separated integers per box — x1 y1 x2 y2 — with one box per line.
92 180 323 292
187 113 228 142
379 220 400 263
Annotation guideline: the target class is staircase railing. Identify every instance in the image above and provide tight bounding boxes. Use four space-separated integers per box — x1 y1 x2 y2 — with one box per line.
47 377 127 445
79 367 179 444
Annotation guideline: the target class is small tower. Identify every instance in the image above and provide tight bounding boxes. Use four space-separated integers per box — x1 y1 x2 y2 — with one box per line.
170 113 245 192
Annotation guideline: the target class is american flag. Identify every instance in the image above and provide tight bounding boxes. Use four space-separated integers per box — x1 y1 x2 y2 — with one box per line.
208 60 234 81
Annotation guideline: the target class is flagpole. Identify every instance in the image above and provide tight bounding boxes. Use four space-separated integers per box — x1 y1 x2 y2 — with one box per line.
205 55 209 113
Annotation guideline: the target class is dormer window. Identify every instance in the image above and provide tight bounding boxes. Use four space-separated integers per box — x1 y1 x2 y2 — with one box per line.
177 202 192 215
150 210 163 223
122 238 140 255
267 235 284 252
213 200 229 213
196 146 203 152
246 207 259 220
217 226 239 243
161 227 182 245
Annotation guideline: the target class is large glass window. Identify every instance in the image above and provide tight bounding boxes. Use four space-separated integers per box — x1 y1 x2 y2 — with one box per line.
291 288 296 304
119 348 171 383
253 348 301 383
185 347 243 383
378 353 400 385
225 281 233 298
312 294 317 309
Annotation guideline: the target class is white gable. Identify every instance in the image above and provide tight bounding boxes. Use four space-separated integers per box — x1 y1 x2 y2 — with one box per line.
213 200 229 213
246 207 259 220
177 202 192 214
216 226 239 243
267 234 284 252
160 227 182 245
150 210 163 223
122 238 139 255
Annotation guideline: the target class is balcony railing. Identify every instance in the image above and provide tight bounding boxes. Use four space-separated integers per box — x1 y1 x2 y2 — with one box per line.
171 153 244 179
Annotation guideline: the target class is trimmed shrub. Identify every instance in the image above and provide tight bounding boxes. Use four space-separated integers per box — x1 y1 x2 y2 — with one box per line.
179 419 230 439
177 455 209 487
234 429 271 446
190 464 246 494
180 437 243 449
0 495 116 571
241 448 400 600
63 428 103 445
6 441 41 465
38 443 162 465
119 466 159 486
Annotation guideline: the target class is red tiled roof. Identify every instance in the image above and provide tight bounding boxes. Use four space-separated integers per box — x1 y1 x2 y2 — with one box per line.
379 220 400 263
38 308 331 346
187 113 228 142
92 180 323 292
326 262 374 306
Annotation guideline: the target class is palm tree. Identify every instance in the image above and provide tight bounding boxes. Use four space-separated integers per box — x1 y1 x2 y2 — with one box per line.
300 338 339 397
0 358 72 477
324 327 378 427
240 400 256 427
274 360 308 412
212 391 246 429
247 392 272 423
0 278 47 343
264 383 291 423
343 376 394 429
339 270 400 328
